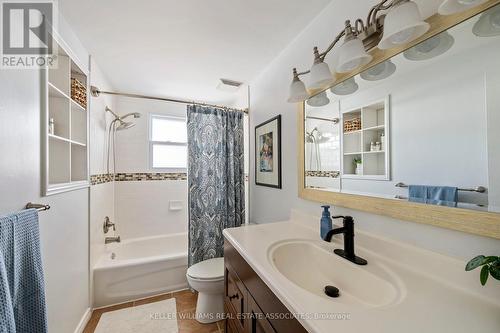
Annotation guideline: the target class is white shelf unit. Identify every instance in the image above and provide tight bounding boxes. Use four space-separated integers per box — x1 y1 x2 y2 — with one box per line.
341 97 390 180
42 35 89 195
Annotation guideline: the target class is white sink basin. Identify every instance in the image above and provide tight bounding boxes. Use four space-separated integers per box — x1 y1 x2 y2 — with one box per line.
268 239 404 308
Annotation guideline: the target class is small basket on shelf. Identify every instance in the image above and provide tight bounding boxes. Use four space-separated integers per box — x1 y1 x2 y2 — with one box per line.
343 117 361 133
71 78 87 109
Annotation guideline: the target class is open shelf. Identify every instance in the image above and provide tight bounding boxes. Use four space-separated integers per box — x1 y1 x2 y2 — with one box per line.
341 97 390 180
44 37 89 195
49 136 70 184
71 144 88 182
48 49 70 97
71 101 87 145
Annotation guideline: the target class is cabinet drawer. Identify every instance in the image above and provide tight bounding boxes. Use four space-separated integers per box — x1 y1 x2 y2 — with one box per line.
225 301 243 333
225 267 246 330
246 294 277 333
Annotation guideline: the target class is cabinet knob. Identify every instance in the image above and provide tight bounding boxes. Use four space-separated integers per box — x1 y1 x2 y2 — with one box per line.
229 293 239 301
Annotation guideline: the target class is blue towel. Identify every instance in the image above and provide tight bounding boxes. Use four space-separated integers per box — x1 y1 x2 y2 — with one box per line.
0 209 48 333
408 185 458 207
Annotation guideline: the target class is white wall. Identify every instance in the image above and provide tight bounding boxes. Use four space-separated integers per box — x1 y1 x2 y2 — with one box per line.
113 97 189 238
89 58 116 303
0 15 91 333
248 0 500 260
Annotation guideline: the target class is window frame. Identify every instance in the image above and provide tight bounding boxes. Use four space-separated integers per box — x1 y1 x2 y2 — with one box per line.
148 113 188 172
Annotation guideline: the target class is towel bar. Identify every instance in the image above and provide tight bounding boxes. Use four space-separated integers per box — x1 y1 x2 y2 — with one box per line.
25 202 51 212
394 195 485 208
395 182 486 193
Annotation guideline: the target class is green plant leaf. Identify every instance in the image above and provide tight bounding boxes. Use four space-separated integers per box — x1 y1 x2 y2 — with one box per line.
489 265 500 281
480 265 489 286
466 255 486 271
484 256 499 264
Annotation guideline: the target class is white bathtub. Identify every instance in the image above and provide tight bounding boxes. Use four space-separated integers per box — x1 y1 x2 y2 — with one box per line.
93 233 188 308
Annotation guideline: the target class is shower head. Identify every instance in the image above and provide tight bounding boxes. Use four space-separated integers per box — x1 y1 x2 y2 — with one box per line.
120 112 141 120
105 107 141 121
116 121 136 131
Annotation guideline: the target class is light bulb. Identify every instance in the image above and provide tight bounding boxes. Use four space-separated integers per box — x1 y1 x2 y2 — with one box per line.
287 69 310 103
336 37 372 73
378 1 429 50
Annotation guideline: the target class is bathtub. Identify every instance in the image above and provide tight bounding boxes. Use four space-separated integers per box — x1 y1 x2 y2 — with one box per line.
93 233 188 308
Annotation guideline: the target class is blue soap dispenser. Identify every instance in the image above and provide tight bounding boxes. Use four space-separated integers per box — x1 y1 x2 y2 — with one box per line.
320 205 332 239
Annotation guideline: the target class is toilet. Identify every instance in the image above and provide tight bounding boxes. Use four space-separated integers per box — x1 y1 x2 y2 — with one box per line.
186 257 225 323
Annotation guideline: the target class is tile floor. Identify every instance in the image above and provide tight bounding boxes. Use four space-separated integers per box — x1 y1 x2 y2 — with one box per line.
83 289 224 333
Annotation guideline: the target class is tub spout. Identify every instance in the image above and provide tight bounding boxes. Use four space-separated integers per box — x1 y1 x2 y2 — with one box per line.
105 236 121 244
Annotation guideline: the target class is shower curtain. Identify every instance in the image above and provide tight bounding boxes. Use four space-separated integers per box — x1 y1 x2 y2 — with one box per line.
187 105 245 267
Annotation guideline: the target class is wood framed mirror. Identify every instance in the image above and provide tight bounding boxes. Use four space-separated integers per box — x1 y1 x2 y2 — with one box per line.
298 0 500 240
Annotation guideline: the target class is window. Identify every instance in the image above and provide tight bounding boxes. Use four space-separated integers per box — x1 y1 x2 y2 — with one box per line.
149 114 187 169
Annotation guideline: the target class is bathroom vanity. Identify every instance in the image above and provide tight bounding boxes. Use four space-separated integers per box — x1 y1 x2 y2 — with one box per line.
224 238 307 333
223 215 500 333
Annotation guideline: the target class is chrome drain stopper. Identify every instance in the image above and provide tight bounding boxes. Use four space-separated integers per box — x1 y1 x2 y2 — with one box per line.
324 285 340 298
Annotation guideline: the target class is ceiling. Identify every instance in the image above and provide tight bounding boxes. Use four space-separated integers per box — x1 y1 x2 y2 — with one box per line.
59 0 333 105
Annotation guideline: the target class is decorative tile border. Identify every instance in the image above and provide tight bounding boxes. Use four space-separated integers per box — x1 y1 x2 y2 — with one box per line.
305 170 340 178
90 173 114 185
114 172 187 182
91 172 248 185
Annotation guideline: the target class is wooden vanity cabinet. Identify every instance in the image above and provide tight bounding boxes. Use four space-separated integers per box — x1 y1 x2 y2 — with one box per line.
224 240 307 333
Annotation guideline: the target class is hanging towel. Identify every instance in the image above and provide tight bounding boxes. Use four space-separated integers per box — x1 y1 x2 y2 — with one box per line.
0 209 48 333
408 185 458 207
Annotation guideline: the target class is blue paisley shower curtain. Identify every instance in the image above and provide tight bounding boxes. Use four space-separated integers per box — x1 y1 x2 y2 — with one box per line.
187 105 245 267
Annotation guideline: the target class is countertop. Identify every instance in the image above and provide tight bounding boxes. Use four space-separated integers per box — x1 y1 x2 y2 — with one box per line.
223 215 500 333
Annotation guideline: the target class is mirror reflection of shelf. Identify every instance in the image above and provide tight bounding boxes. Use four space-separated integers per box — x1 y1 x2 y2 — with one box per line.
341 97 390 180
45 37 89 195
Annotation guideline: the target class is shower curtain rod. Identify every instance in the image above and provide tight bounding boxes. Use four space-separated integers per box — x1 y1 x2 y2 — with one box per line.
90 86 249 114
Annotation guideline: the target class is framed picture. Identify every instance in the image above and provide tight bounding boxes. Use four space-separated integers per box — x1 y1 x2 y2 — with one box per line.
255 115 282 189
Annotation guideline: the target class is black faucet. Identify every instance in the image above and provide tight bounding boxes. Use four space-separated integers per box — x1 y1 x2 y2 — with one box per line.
323 216 367 265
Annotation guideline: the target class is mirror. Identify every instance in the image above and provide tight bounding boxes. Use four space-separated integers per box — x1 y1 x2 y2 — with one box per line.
303 4 500 213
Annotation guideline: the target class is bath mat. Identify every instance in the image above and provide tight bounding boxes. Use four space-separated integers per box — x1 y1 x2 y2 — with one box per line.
95 298 178 333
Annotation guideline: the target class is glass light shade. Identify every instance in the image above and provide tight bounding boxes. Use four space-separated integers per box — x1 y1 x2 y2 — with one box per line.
336 37 373 73
403 31 454 61
287 78 309 103
331 77 359 95
473 5 500 37
438 0 487 15
360 60 396 81
306 91 330 107
378 1 430 50
309 61 334 90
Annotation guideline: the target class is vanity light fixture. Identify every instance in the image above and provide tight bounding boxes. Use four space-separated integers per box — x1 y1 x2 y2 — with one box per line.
473 5 500 36
378 0 430 49
360 60 397 81
309 47 335 90
287 68 310 103
336 21 373 73
287 0 488 103
288 0 426 103
306 91 331 107
439 0 487 15
330 77 359 95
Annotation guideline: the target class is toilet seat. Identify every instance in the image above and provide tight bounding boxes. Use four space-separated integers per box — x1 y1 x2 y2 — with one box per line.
187 257 224 281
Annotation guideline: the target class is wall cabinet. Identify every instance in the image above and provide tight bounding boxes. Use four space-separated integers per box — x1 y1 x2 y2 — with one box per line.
341 97 390 180
224 240 307 333
42 34 89 195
